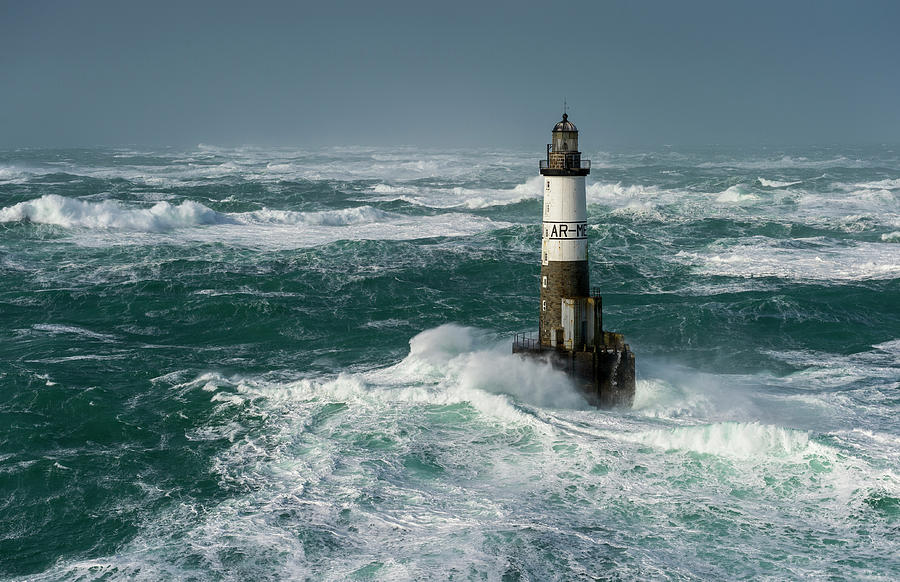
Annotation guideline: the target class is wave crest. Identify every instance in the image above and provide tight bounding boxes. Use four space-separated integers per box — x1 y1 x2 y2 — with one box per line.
716 185 759 203
757 177 801 188
635 422 811 458
0 194 227 232
239 205 393 226
587 182 661 203
0 196 400 233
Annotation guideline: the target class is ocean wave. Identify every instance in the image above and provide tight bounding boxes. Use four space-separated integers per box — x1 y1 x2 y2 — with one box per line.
221 213 509 250
0 194 228 232
0 165 31 184
765 344 900 391
715 184 759 203
22 334 899 581
174 326 581 427
372 324 588 413
608 202 666 222
1 147 534 188
237 205 394 226
459 175 543 209
881 231 900 242
698 155 869 170
586 181 662 204
757 177 802 188
634 422 811 459
369 175 543 210
794 189 899 230
31 323 117 342
675 238 900 281
1 196 511 249
372 183 416 195
264 162 293 172
833 177 900 192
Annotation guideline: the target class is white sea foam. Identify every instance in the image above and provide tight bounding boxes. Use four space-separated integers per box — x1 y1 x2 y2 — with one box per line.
766 344 900 391
372 183 416 195
28 341 900 581
833 177 900 192
586 181 662 205
882 231 900 242
372 324 588 413
0 165 30 184
209 213 509 250
874 338 900 355
698 155 869 170
2 147 526 189
0 194 227 232
264 162 293 172
238 205 393 226
0 195 512 249
10 146 900 580
758 177 802 188
581 175 897 232
165 326 585 417
369 175 543 209
458 176 543 209
634 422 811 458
608 201 666 222
790 190 899 231
675 237 900 281
715 184 759 203
791 179 899 227
30 323 117 342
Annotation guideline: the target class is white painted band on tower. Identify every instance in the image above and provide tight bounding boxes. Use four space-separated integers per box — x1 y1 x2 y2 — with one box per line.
541 175 588 264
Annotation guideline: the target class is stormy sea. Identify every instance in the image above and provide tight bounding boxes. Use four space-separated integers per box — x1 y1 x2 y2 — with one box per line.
1 144 898 580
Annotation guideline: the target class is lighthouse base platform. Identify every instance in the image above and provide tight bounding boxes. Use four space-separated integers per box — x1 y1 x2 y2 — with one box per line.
513 333 635 408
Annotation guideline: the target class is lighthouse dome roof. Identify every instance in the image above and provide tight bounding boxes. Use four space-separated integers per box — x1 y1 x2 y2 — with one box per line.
553 113 577 132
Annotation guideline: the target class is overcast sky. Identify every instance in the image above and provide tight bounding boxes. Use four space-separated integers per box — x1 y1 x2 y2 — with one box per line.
2 0 898 148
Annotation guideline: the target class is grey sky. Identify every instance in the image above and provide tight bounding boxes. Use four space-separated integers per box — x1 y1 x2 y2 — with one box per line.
2 0 898 147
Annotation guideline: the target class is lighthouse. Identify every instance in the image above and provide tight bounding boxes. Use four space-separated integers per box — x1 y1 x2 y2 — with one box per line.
514 113 635 407
539 113 590 345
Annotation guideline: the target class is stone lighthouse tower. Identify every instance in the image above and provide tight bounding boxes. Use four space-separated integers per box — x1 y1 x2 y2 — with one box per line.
513 112 635 407
539 113 590 345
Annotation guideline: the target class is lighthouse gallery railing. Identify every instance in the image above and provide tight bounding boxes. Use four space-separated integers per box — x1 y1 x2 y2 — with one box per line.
540 159 591 171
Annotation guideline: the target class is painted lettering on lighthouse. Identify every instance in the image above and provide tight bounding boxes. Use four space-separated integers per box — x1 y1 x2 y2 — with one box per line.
543 221 587 240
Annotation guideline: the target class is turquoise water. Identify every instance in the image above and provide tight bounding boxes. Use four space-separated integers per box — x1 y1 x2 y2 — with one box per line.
1 145 898 580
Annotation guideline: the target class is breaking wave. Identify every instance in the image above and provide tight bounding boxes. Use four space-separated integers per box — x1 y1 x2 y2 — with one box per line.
698 155 869 170
716 184 759 203
634 422 811 459
675 238 900 281
0 195 512 250
833 178 900 192
373 324 588 412
587 181 662 204
758 177 801 188
236 205 394 226
0 194 227 232
370 175 543 209
0 165 30 184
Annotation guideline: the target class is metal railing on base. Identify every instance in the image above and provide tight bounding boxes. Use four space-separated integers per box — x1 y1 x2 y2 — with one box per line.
512 331 545 352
